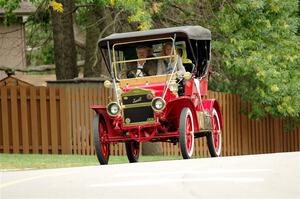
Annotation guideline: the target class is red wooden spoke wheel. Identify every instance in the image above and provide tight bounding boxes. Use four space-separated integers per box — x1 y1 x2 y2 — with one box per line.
207 108 222 157
93 115 110 165
125 141 140 163
179 108 195 159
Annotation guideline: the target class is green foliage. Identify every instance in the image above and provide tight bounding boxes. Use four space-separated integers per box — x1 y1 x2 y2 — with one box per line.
0 0 19 14
25 1 54 66
76 0 154 30
0 0 49 24
0 0 19 9
212 0 300 119
27 42 54 66
76 0 194 30
0 0 19 24
104 0 153 30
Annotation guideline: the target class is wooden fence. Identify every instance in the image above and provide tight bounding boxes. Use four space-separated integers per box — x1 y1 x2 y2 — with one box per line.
0 86 75 154
0 85 111 154
0 86 299 156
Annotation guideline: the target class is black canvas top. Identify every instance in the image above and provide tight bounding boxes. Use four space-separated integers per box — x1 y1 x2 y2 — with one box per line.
98 26 211 48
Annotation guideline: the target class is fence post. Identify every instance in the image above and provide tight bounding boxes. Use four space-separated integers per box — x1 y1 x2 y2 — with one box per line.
241 101 249 155
1 87 10 153
49 87 58 154
11 86 20 153
39 87 48 154
30 87 39 153
60 87 72 154
20 86 29 153
274 118 282 152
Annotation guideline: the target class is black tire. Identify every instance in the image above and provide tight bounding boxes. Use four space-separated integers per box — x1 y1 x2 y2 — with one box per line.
125 141 140 163
179 108 195 159
93 115 110 165
207 108 222 157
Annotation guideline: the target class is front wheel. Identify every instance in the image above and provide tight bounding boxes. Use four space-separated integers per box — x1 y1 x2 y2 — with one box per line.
93 115 110 165
179 108 195 159
207 108 222 157
125 141 140 163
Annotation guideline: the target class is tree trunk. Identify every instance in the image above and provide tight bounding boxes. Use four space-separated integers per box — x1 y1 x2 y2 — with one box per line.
84 6 112 77
83 6 104 77
52 0 78 80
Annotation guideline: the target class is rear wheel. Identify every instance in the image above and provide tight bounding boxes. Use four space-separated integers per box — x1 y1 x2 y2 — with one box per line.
93 115 110 165
125 141 140 163
207 108 222 157
179 108 195 159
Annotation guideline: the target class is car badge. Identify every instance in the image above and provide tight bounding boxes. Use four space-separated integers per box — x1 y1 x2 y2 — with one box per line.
132 96 142 103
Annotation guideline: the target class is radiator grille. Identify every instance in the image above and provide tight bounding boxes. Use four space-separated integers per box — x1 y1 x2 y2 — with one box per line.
121 89 155 126
123 106 154 125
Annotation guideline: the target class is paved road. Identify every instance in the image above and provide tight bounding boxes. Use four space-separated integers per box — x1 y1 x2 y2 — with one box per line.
1 152 299 199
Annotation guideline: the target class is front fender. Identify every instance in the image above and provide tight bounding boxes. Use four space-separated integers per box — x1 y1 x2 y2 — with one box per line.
201 99 223 129
91 105 106 114
90 105 115 133
164 97 199 132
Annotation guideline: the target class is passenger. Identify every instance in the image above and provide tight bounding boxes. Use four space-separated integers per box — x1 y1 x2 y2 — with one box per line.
177 44 194 73
157 42 186 76
177 48 183 57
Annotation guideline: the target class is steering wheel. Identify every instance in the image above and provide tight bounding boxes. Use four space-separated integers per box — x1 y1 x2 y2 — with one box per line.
126 68 150 78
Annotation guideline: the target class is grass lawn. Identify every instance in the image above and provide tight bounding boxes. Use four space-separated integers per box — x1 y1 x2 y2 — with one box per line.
0 154 181 170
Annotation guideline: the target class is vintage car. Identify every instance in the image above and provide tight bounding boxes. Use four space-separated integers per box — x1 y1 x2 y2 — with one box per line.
91 26 223 165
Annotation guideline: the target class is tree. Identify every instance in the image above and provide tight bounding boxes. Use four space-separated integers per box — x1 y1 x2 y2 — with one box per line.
51 0 78 80
211 0 300 119
80 0 154 77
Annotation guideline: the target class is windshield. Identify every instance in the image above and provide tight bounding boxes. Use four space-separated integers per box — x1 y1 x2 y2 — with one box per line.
112 39 187 80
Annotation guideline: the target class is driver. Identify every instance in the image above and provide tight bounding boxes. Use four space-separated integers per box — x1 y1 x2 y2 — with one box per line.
124 45 157 78
135 45 157 77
